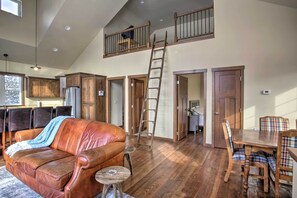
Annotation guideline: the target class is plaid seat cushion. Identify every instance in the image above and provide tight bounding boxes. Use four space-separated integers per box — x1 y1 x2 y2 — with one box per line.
233 148 267 163
267 156 292 176
260 117 289 132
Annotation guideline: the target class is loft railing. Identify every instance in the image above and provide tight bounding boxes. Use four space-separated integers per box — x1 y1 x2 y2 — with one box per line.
174 6 214 43
104 21 151 57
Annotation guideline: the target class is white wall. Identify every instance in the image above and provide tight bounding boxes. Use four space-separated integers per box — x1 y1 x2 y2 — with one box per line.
0 60 67 107
68 0 297 144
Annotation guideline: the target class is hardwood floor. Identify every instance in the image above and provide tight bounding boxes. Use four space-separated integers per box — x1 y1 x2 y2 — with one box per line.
0 133 292 197
123 133 292 198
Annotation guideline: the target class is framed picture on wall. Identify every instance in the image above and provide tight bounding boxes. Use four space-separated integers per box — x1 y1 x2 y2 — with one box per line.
189 100 200 108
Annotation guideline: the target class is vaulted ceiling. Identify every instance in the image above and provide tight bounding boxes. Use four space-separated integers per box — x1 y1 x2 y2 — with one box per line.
0 0 296 70
0 0 127 69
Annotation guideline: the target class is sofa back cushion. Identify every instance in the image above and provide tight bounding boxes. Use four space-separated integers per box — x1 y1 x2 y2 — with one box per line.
76 121 126 154
50 118 126 155
50 118 91 155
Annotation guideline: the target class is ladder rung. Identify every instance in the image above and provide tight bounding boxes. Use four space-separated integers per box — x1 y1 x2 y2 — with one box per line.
148 87 159 89
151 67 162 70
144 109 156 112
155 40 165 43
154 48 164 52
149 77 161 80
152 58 163 61
145 98 157 101
142 120 155 123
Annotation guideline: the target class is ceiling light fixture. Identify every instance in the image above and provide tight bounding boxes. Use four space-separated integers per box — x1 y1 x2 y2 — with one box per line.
140 0 144 4
160 19 163 22
31 0 41 71
64 25 71 31
52 48 58 52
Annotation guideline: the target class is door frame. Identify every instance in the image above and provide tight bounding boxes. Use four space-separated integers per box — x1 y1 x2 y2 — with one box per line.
173 69 207 146
128 74 147 135
211 66 245 148
106 76 126 129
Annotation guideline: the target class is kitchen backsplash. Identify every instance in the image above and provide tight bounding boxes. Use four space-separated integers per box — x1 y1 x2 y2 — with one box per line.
25 97 64 107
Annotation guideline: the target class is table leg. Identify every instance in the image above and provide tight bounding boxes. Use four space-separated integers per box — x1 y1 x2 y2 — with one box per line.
244 146 252 195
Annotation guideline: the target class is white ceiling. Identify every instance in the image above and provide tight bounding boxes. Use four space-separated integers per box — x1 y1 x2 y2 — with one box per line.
0 0 296 70
0 0 127 69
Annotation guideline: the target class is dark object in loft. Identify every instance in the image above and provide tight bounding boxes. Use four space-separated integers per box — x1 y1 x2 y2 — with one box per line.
121 25 134 40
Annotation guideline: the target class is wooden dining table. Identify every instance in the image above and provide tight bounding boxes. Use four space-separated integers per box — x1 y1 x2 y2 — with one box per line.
233 129 278 194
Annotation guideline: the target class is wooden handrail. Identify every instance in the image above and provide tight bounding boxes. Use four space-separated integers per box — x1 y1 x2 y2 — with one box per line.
175 5 214 18
105 21 151 37
174 5 214 43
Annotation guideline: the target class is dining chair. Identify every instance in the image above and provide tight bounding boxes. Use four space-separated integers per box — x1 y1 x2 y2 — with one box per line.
6 108 32 148
267 129 297 197
55 106 72 117
222 119 269 192
32 107 53 128
0 109 6 153
259 116 289 132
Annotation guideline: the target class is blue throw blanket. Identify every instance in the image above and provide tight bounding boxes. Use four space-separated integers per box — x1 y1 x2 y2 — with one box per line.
6 116 70 157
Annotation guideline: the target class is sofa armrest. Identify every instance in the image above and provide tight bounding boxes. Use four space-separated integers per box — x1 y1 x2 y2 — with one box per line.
15 128 43 142
77 142 125 169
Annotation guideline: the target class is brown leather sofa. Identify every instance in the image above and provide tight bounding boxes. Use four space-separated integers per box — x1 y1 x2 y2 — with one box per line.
4 118 126 198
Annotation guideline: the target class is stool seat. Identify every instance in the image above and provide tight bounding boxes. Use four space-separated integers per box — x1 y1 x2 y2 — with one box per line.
95 166 130 198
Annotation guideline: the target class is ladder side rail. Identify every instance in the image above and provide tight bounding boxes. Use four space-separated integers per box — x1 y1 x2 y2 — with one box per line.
149 31 167 147
137 34 156 143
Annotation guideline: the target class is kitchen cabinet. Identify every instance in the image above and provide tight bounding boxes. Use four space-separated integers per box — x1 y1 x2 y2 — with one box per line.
81 75 106 122
65 73 90 88
27 77 60 98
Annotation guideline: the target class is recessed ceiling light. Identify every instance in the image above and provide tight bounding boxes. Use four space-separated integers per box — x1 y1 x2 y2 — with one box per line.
64 25 71 31
52 48 58 52
160 19 163 22
140 0 144 4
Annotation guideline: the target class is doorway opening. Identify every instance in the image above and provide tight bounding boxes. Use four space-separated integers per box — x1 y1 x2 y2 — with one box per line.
128 74 147 135
107 77 125 128
173 70 207 146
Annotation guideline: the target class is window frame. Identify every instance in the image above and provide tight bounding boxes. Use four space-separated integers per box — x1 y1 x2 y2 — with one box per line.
0 0 22 17
0 72 25 107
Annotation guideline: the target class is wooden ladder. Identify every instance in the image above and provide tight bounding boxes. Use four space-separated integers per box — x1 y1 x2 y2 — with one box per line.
137 31 167 148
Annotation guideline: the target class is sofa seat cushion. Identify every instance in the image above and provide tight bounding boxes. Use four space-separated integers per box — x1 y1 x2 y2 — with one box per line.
36 156 75 190
15 148 71 178
5 147 51 165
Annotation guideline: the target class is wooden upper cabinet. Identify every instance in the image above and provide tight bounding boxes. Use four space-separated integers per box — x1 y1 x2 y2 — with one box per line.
66 74 80 87
27 77 60 98
65 73 91 88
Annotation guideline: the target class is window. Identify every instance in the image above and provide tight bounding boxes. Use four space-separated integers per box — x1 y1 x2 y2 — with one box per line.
0 73 24 106
0 0 22 17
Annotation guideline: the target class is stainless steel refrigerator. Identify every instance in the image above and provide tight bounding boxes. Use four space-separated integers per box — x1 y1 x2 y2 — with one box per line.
64 87 81 118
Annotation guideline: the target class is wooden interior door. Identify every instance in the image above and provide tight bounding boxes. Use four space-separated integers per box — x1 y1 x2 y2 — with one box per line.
131 79 144 134
213 68 243 148
177 75 188 141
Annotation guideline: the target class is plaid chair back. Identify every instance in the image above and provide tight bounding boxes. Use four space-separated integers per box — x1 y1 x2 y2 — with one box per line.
280 134 297 169
222 119 234 154
259 116 289 132
276 130 297 176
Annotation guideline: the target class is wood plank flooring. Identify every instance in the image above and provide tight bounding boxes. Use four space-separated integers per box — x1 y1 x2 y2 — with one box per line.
0 133 292 197
123 133 292 198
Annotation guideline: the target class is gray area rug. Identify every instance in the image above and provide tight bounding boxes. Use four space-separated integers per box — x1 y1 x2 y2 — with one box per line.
0 166 133 198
